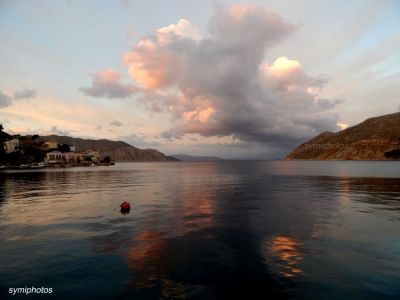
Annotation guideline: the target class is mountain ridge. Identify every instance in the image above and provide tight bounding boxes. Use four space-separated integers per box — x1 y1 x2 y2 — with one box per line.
40 135 178 162
286 112 400 160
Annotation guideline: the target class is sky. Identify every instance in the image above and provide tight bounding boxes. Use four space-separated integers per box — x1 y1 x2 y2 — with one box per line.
0 0 399 159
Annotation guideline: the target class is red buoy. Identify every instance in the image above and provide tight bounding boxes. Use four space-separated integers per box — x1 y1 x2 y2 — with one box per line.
120 201 131 213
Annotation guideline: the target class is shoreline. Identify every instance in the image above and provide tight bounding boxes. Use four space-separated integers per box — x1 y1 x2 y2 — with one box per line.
0 162 115 170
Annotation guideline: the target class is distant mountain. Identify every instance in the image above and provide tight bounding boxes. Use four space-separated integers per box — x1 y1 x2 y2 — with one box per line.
286 112 400 160
171 154 223 161
40 135 178 162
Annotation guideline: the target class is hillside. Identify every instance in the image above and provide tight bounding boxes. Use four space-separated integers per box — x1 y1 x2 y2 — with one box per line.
286 112 400 160
40 135 178 162
171 154 223 161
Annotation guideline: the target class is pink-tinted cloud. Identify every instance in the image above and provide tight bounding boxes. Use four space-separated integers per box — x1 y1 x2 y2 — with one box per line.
80 69 136 99
121 4 341 150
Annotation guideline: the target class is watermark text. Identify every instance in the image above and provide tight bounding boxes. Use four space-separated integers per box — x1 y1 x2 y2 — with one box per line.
9 286 53 296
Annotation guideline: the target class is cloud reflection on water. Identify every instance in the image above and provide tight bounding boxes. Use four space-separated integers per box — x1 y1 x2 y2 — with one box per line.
2 162 400 298
268 235 304 278
182 190 214 233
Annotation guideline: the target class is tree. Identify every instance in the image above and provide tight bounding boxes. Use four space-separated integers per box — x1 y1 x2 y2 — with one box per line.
83 155 92 162
0 125 11 142
0 140 4 164
57 143 71 153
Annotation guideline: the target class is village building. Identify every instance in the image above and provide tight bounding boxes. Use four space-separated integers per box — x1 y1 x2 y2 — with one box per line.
44 141 58 150
81 149 100 163
19 135 37 148
4 138 20 154
62 152 77 165
45 151 63 164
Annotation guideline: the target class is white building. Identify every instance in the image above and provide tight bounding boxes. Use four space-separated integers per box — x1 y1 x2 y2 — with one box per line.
45 151 63 164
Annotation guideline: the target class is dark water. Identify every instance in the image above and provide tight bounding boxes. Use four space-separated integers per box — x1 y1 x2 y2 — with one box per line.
1 161 400 299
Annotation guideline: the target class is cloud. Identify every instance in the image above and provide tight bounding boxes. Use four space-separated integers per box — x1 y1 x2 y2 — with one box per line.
159 128 184 140
119 0 130 8
0 90 12 108
1 87 37 108
110 120 123 127
0 118 10 129
47 126 70 136
157 18 202 44
14 88 37 100
122 4 341 152
79 69 136 99
336 122 348 130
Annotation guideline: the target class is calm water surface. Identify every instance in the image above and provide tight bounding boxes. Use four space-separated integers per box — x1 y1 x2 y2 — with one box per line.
1 161 400 299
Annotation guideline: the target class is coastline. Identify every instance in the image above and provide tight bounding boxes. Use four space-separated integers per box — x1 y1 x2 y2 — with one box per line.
0 162 115 170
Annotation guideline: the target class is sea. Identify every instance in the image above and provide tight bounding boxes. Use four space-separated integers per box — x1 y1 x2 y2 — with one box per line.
0 161 400 299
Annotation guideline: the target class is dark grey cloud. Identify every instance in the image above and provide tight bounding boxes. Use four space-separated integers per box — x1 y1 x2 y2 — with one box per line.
14 88 37 100
0 90 12 107
159 128 183 140
1 87 37 107
110 120 123 127
123 4 341 155
80 70 136 99
47 126 70 136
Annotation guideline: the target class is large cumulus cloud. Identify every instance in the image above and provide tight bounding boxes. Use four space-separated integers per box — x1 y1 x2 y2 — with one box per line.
124 4 340 149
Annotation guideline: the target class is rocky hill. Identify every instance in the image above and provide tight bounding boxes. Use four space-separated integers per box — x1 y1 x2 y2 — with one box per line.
286 112 400 160
40 135 178 162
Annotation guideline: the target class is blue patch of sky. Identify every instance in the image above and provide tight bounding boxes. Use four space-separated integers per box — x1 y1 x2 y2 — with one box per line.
315 1 399 84
0 0 212 94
